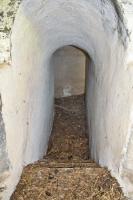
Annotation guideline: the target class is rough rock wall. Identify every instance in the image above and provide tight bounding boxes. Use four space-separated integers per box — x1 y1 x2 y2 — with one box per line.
0 95 10 199
0 0 133 199
0 0 21 64
115 2 133 198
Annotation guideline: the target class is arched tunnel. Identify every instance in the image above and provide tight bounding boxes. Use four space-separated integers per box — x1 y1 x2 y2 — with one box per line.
0 0 133 199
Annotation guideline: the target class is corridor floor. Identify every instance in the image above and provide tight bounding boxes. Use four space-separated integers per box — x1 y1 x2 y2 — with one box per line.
11 95 125 200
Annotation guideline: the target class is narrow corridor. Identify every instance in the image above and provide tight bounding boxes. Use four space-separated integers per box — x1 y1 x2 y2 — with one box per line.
11 95 125 200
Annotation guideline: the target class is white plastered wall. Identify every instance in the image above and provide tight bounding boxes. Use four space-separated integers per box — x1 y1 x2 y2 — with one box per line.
53 46 86 98
0 0 133 199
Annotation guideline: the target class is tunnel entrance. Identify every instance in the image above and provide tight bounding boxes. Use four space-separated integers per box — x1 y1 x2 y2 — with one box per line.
11 46 125 200
1 0 131 198
46 46 89 161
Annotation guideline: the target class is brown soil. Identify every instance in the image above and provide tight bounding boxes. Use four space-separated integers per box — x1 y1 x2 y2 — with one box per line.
11 95 126 200
47 95 89 161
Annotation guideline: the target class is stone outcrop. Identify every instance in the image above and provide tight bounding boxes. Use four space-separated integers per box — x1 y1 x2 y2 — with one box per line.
0 0 133 199
0 0 21 64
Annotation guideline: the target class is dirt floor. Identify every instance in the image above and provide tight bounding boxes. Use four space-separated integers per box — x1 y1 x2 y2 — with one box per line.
11 95 126 200
47 95 89 161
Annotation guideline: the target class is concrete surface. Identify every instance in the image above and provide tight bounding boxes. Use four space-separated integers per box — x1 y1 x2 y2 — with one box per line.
0 0 133 199
53 46 86 97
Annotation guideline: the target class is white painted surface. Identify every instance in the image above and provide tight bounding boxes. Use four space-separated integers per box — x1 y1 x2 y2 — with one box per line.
0 0 133 199
53 46 86 97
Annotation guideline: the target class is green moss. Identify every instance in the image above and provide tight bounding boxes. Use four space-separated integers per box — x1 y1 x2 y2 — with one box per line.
3 26 10 33
0 11 4 17
7 11 14 17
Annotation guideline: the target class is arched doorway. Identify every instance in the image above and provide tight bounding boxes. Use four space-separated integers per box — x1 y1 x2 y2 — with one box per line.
47 45 89 161
0 0 131 198
11 45 125 200
53 46 86 98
